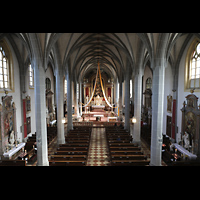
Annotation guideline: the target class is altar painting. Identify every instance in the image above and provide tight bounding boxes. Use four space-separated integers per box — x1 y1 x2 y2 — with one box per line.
0 95 17 151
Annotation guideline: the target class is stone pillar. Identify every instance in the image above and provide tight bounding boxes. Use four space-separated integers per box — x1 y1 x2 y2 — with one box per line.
119 78 123 120
34 64 49 166
150 63 165 166
56 71 65 145
80 82 82 116
76 83 79 117
132 73 142 145
67 73 73 131
114 78 119 116
124 65 130 131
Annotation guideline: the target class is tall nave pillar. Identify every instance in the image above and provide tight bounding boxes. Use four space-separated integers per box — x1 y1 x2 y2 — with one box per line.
150 34 169 166
66 71 73 131
124 64 130 131
150 60 166 166
132 72 142 145
34 62 49 166
56 69 65 145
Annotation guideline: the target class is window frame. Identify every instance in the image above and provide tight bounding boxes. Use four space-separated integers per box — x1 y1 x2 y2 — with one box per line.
0 40 14 93
29 63 34 89
185 38 200 92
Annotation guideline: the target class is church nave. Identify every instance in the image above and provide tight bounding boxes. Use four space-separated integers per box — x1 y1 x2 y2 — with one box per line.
1 33 200 166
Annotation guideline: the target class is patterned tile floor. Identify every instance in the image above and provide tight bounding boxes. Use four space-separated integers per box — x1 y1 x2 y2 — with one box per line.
87 127 110 166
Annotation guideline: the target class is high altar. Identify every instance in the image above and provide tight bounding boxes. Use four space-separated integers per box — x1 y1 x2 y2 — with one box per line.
92 95 105 109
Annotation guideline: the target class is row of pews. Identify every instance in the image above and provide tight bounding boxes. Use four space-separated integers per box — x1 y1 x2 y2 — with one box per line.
105 126 150 166
49 126 92 166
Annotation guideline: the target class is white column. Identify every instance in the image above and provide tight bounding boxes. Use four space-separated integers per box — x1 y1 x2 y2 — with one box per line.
56 72 65 144
114 78 119 115
150 63 165 166
76 83 79 117
80 82 82 116
119 79 123 120
34 65 49 166
67 73 73 131
124 66 130 131
132 73 142 145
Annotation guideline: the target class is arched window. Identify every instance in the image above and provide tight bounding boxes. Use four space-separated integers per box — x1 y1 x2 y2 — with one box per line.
0 40 14 92
29 64 34 88
45 77 51 90
185 39 200 91
0 46 9 89
189 43 200 88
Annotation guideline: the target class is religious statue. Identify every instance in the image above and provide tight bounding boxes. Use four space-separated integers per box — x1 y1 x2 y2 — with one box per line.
86 95 89 103
183 132 190 149
108 96 111 104
9 130 15 146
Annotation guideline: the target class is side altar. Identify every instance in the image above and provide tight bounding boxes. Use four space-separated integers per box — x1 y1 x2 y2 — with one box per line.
180 90 200 158
0 95 22 160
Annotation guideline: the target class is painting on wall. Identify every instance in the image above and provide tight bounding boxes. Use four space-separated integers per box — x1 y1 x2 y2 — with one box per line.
26 96 31 112
167 95 172 112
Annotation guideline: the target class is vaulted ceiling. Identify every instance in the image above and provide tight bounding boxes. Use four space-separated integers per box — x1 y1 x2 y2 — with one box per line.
0 33 199 82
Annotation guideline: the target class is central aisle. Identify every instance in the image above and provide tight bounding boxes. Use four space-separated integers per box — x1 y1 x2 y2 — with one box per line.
87 127 110 166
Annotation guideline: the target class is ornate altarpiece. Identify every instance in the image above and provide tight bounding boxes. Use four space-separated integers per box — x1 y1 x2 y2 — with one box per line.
0 95 17 155
181 92 200 156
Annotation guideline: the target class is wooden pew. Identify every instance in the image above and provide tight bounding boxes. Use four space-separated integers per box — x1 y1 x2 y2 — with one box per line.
49 160 86 166
59 143 89 147
51 155 86 161
0 160 26 166
54 150 88 156
57 147 88 151
65 139 90 143
108 140 131 143
110 150 144 155
109 143 138 147
111 154 147 160
109 147 141 151
111 160 150 166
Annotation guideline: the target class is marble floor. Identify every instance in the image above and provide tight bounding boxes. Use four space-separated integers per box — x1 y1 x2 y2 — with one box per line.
87 127 110 166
